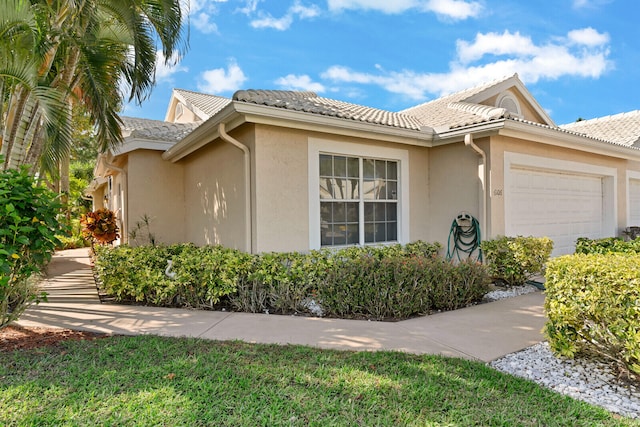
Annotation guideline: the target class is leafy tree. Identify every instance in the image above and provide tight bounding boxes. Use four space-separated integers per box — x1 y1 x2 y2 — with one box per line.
0 0 188 175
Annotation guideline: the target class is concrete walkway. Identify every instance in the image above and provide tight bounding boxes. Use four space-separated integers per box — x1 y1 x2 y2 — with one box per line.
16 248 547 362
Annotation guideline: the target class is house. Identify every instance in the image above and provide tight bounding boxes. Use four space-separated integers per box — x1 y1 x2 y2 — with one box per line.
87 74 640 256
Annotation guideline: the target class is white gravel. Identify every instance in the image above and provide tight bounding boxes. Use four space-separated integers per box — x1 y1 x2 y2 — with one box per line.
485 285 640 420
490 342 640 419
483 283 539 302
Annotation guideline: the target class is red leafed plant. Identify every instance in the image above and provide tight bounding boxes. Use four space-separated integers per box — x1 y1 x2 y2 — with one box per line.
80 209 119 245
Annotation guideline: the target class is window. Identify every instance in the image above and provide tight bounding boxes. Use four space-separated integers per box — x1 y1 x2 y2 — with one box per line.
319 154 398 246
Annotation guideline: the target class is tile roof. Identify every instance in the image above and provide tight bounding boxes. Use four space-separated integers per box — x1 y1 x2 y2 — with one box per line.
232 89 425 131
399 75 517 130
559 110 640 147
120 116 200 142
173 88 231 119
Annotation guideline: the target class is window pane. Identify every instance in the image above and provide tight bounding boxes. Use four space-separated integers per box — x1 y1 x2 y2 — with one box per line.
374 203 386 221
387 181 397 200
386 202 397 221
319 155 332 177
375 223 386 242
334 156 346 177
333 178 347 200
347 157 359 178
347 178 359 199
363 159 374 179
364 203 374 222
387 222 397 241
363 179 376 200
333 202 346 222
375 160 386 179
364 223 375 243
346 202 359 222
333 226 347 245
376 182 387 200
320 202 332 223
321 224 333 246
346 224 359 244
387 161 397 180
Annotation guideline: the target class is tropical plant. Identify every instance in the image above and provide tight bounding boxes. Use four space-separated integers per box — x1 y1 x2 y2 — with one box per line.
0 0 188 178
0 162 63 328
80 208 119 245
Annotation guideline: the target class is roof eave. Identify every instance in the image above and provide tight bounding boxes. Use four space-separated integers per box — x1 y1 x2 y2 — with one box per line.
434 119 640 159
163 101 435 162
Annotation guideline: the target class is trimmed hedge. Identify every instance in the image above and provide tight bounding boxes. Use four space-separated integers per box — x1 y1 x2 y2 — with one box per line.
93 241 491 320
575 237 640 254
480 236 553 286
544 253 640 378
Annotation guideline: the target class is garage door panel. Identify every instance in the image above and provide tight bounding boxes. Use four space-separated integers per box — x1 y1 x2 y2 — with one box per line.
507 167 605 256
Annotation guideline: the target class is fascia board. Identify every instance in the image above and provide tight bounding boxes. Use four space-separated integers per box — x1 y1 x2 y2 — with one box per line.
233 102 433 147
112 138 176 156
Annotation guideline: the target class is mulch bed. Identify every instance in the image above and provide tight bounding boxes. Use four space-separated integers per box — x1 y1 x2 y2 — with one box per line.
0 325 111 352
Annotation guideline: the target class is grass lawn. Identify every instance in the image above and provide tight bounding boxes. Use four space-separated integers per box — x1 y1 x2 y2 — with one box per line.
1 335 636 426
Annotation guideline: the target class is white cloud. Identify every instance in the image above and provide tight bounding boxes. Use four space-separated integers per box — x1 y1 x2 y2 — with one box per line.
184 0 227 34
155 51 188 82
567 27 609 46
192 12 219 34
250 1 320 30
197 59 247 93
426 0 483 20
321 28 612 100
327 0 482 20
457 31 537 64
275 74 326 92
572 0 612 9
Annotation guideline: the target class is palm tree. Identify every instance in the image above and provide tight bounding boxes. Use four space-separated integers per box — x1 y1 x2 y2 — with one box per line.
0 0 188 176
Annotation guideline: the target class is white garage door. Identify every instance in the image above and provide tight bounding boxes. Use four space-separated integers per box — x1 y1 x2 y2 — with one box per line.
629 178 640 226
506 167 605 256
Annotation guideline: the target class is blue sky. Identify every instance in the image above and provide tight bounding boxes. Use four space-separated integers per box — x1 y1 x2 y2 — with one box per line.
123 0 639 126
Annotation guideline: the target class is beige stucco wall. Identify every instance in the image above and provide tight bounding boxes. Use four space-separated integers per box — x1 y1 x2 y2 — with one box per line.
181 127 252 250
483 90 546 123
428 140 485 247
250 125 431 252
252 125 309 252
126 150 185 245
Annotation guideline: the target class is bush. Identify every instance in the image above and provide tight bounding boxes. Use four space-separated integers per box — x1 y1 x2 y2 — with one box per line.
317 254 489 320
0 166 63 328
92 241 489 320
93 244 252 308
480 236 553 286
544 254 640 379
575 236 640 254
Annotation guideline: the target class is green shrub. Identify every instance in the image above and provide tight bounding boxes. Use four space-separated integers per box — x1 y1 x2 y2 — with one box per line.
575 236 640 254
317 253 489 320
480 236 553 286
94 244 251 308
92 241 489 320
544 254 640 379
0 166 63 328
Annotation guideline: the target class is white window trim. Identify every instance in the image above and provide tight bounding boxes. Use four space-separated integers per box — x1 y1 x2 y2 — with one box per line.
626 170 640 227
308 138 410 249
504 151 617 238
